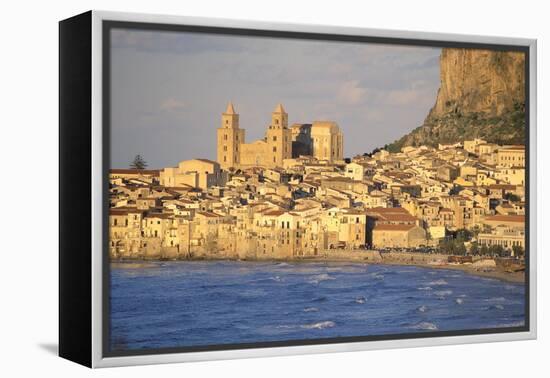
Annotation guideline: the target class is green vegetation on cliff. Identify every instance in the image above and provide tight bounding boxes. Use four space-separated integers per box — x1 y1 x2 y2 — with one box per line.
386 48 526 153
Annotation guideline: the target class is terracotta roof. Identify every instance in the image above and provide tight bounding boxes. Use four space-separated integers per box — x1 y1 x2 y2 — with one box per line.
196 211 221 218
109 208 144 216
263 210 286 216
488 184 516 190
484 215 525 223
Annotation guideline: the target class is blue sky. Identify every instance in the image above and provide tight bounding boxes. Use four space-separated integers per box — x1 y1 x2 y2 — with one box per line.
110 28 441 168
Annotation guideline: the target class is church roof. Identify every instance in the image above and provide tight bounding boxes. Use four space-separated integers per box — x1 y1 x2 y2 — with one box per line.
225 102 236 115
273 103 286 113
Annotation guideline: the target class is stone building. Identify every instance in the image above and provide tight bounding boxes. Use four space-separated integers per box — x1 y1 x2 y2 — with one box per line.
371 224 427 249
160 159 227 190
217 103 343 169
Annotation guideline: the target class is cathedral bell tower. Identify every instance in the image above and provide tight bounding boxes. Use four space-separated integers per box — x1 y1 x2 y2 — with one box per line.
266 103 292 168
217 102 244 170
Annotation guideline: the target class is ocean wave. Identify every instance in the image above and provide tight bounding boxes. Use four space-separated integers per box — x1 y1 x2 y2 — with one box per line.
492 320 525 328
484 297 507 302
239 289 267 298
275 262 290 268
417 286 432 291
301 321 335 330
308 273 335 284
417 305 429 313
303 307 319 312
429 279 448 286
455 298 464 305
369 273 385 280
354 296 367 304
409 321 438 331
312 296 327 303
434 290 453 297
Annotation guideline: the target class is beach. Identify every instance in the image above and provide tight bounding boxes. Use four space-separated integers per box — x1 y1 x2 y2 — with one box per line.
111 250 526 284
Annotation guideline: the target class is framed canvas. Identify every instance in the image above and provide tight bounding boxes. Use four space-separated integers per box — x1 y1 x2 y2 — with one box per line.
59 10 537 368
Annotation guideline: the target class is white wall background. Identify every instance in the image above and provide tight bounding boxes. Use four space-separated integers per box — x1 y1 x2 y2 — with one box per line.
0 0 546 376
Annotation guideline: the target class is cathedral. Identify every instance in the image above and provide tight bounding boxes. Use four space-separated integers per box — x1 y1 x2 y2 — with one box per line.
216 102 344 170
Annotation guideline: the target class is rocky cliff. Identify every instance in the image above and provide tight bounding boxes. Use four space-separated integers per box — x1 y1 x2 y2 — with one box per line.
387 48 526 151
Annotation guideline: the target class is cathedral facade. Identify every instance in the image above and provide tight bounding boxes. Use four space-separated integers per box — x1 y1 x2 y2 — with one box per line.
217 103 344 170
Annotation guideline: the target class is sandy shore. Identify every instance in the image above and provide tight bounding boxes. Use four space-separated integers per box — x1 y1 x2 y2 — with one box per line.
368 259 525 283
111 256 525 284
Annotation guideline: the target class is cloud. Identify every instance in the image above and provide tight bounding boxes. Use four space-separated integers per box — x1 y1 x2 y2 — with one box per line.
109 28 442 168
337 80 368 105
160 98 187 112
386 89 423 105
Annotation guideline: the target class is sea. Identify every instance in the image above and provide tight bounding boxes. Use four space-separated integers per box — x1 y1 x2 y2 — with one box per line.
109 261 525 351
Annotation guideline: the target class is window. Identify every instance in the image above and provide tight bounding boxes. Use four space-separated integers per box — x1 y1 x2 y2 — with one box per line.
224 156 227 162
223 145 227 151
273 136 277 141
225 120 228 125
224 134 228 140
275 119 279 125
273 146 277 152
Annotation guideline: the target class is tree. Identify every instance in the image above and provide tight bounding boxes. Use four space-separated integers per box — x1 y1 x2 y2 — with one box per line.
469 241 479 255
503 192 521 202
480 244 489 256
130 155 148 170
512 245 525 259
455 241 467 256
455 228 473 242
489 244 505 257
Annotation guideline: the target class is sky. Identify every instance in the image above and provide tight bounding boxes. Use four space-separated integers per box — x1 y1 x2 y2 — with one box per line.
110 28 441 169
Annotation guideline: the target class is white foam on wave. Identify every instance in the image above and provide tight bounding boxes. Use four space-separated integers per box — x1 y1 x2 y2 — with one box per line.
417 305 428 313
429 279 448 286
484 297 506 302
308 273 335 284
455 298 464 305
301 321 336 330
434 290 453 297
303 307 319 312
417 286 432 291
409 322 438 331
355 296 367 304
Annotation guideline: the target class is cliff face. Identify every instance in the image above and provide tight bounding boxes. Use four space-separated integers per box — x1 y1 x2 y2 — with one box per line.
388 48 526 151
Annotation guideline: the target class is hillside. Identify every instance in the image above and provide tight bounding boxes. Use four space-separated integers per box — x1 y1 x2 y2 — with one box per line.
387 48 526 152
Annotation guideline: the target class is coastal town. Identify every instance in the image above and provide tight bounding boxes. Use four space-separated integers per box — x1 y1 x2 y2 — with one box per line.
109 103 526 267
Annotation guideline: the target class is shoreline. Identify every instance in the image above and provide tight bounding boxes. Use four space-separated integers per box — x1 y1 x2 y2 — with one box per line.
111 256 525 284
